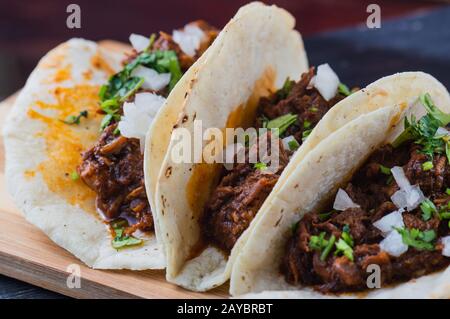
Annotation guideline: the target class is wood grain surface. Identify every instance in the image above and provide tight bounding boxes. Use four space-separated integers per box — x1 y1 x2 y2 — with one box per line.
0 41 229 299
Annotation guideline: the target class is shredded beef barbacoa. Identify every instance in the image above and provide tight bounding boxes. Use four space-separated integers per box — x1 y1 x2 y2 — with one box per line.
281 143 450 293
202 67 348 252
78 21 218 234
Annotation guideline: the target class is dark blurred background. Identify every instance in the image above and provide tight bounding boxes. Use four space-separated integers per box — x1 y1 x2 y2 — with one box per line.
0 0 448 101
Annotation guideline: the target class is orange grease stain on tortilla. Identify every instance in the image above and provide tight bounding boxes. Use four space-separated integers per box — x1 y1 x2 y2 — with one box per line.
27 85 102 216
91 53 116 76
24 170 36 179
185 67 276 258
83 69 93 80
53 64 72 82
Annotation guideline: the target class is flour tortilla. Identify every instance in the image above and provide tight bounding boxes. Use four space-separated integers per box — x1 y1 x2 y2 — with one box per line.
152 2 308 291
230 77 450 298
3 39 169 269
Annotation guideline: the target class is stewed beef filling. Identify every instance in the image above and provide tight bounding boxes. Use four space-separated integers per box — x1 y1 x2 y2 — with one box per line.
78 21 218 234
282 142 450 293
202 68 349 252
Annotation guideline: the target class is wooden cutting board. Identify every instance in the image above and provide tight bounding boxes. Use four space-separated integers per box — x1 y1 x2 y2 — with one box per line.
0 40 228 299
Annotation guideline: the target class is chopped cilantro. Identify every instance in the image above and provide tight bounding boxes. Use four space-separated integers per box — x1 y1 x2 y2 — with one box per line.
287 138 300 151
302 129 312 142
422 161 433 171
395 227 436 251
335 238 354 261
98 49 182 130
392 93 450 161
111 219 143 250
420 199 437 221
69 171 79 181
62 110 88 125
309 232 328 251
320 234 336 261
338 83 352 96
303 120 311 129
379 164 391 175
318 211 334 221
266 113 297 137
254 162 267 170
277 77 295 100
341 225 354 247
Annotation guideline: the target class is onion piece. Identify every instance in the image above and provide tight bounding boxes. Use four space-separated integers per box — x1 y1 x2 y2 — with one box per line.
391 186 425 211
313 63 340 101
373 208 405 235
131 65 171 91
118 93 166 151
129 33 150 52
333 188 360 211
391 166 411 190
441 236 450 257
172 24 205 57
435 127 450 137
380 230 408 257
390 166 425 210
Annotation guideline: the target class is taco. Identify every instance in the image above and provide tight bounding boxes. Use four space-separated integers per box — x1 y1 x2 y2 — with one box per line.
3 19 217 269
230 82 450 298
154 4 440 292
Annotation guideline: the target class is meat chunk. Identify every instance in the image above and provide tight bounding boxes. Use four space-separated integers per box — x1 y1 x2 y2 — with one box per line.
256 67 345 140
78 124 153 231
203 133 289 251
281 138 450 293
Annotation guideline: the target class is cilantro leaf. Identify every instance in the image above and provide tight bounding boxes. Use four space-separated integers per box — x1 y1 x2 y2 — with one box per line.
421 93 450 126
62 110 88 125
277 77 295 100
395 227 436 251
420 199 437 221
320 234 336 261
254 162 267 170
266 113 298 137
338 83 352 96
110 219 143 250
335 238 354 261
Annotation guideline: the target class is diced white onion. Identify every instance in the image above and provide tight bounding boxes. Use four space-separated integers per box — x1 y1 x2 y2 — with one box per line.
282 135 299 151
333 188 360 211
391 166 411 190
391 185 425 211
134 92 164 117
131 65 171 91
390 166 425 211
373 209 405 235
118 93 166 151
172 24 205 57
313 63 340 101
435 127 450 137
380 230 408 257
441 236 450 257
129 33 150 52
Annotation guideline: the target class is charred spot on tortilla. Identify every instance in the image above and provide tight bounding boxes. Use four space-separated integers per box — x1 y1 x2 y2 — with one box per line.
199 66 356 253
76 21 218 248
281 93 450 293
182 114 189 123
165 166 172 178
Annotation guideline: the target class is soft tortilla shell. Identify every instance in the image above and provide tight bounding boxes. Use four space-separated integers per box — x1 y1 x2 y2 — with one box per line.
3 39 166 269
230 78 450 298
153 2 308 291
